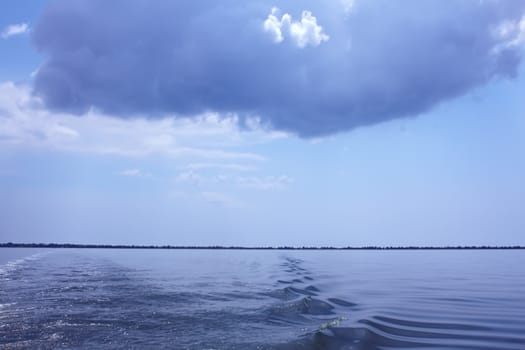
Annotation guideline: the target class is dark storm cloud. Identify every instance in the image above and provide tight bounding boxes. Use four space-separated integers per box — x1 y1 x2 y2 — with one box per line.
32 0 525 136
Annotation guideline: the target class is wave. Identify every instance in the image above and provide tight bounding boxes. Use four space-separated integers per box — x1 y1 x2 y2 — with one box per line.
261 255 525 350
0 252 50 279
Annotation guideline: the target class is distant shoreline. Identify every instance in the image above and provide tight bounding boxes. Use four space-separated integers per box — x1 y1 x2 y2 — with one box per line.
0 243 524 250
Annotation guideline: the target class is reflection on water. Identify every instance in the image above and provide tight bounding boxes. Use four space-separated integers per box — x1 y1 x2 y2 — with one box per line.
1 248 524 349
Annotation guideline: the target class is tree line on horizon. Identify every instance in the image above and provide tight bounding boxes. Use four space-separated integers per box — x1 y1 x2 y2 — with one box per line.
0 242 524 250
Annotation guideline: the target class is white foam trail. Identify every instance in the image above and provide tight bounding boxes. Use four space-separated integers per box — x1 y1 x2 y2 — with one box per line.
0 252 50 278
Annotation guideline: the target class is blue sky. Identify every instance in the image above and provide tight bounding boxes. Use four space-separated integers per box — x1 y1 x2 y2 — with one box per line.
1 0 524 246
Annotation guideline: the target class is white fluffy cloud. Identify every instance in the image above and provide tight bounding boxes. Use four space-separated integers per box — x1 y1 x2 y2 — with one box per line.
495 15 525 48
263 7 329 48
263 7 285 43
1 23 29 39
0 82 286 160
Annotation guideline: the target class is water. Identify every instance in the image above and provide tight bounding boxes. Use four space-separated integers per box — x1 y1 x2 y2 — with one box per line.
1 248 524 349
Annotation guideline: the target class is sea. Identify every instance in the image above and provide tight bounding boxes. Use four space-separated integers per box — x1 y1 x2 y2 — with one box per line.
1 248 524 349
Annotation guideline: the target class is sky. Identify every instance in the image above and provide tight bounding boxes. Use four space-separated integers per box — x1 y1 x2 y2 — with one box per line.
0 0 524 247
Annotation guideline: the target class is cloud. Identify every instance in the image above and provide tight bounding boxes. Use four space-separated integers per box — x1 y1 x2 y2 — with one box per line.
0 81 276 161
288 11 329 48
173 170 292 191
493 15 525 50
263 8 329 48
175 170 203 185
117 168 151 177
119 169 141 176
236 175 292 190
340 0 355 14
263 8 285 43
1 23 29 39
31 0 525 137
180 163 257 172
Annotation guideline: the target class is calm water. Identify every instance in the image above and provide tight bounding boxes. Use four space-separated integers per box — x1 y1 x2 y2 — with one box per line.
1 249 524 349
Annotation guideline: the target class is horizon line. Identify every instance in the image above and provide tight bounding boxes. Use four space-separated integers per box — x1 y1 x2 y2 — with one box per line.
1 243 524 250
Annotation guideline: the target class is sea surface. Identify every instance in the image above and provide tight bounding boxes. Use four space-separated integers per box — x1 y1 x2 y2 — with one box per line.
0 248 524 349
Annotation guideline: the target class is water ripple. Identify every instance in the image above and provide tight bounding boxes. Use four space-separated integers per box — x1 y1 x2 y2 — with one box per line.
0 249 524 349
